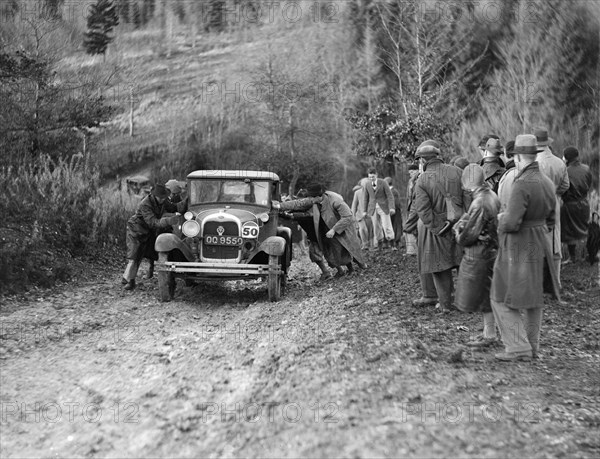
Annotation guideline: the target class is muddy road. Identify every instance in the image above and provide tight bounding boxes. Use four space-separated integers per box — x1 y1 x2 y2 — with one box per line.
1 252 599 458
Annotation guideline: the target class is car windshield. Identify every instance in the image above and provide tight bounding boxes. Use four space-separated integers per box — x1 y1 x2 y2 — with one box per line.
190 179 271 206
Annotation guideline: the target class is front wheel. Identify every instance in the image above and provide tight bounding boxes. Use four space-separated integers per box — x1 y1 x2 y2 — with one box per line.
157 252 175 302
267 254 286 302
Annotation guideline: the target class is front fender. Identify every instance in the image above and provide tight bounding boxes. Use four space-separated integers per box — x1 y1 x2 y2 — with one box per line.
155 233 195 261
259 236 286 257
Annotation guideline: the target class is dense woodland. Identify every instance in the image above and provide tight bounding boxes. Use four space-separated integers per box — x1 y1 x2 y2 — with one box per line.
0 0 599 289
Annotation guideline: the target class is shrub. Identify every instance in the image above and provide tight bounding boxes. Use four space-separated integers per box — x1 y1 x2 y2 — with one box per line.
0 155 137 292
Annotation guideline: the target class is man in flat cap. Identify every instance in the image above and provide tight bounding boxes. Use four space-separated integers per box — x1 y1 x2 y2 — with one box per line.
560 146 593 263
491 134 560 361
413 140 463 312
121 184 187 290
280 183 367 278
535 128 569 286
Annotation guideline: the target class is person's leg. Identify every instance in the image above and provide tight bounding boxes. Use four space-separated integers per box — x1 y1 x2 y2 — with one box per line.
420 272 437 299
482 312 496 339
491 299 532 356
145 259 155 279
358 220 369 250
554 255 561 288
524 307 543 358
371 213 383 248
376 205 395 243
123 259 139 290
568 244 577 262
432 269 453 310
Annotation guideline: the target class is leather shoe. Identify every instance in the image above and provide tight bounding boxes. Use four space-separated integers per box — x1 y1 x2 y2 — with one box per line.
466 335 497 348
121 277 128 285
124 280 136 291
494 351 532 362
412 297 438 306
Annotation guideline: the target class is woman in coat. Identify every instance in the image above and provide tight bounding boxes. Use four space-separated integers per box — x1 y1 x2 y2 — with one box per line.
491 135 561 361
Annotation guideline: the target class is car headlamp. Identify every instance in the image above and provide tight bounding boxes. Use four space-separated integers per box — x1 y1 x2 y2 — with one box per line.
258 212 269 223
184 211 194 221
182 220 200 238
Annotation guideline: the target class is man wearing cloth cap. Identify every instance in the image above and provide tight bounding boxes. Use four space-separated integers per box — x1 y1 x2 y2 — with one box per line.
491 134 560 361
479 137 505 193
121 184 187 290
165 179 186 204
280 183 367 277
535 128 569 286
413 140 463 312
560 146 593 263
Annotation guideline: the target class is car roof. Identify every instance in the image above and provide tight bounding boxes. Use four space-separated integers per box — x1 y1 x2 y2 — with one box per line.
126 175 150 183
187 170 280 181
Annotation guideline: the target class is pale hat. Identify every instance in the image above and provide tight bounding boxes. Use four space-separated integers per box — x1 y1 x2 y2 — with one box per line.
514 134 544 155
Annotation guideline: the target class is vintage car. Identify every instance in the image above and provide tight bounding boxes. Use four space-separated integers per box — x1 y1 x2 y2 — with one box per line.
154 170 292 302
125 175 151 195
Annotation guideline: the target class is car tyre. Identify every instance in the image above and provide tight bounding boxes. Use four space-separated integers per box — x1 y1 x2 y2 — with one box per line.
157 252 175 302
267 254 286 302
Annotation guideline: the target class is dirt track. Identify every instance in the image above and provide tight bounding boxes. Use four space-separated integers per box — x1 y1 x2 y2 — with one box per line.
1 251 599 458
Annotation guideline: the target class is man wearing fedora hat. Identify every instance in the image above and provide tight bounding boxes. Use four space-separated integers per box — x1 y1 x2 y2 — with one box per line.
121 184 186 290
535 128 569 287
413 140 463 312
491 134 560 361
479 137 505 193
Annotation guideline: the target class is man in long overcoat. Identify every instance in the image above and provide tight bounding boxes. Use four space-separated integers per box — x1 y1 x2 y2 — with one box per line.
413 140 463 311
491 134 561 361
122 184 186 290
280 184 366 276
560 146 593 262
535 128 569 286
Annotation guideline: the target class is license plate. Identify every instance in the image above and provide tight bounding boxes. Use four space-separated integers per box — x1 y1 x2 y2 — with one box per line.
204 235 243 246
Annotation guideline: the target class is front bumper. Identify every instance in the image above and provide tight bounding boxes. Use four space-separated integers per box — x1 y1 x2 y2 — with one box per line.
156 261 281 278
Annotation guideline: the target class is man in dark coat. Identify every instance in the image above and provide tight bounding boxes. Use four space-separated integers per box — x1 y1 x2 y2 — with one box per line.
491 134 560 361
122 184 186 290
404 164 437 304
561 146 593 263
479 137 505 193
535 128 569 287
413 140 463 312
280 184 367 277
384 177 404 251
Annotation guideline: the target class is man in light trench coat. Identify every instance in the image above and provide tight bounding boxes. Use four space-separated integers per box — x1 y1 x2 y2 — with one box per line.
491 134 561 361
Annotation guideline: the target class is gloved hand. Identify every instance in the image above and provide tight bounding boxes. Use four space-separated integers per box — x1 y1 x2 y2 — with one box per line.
160 215 181 227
